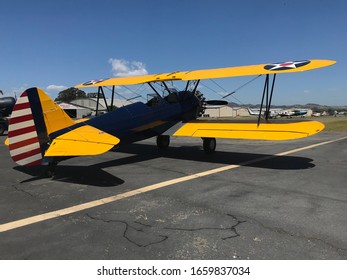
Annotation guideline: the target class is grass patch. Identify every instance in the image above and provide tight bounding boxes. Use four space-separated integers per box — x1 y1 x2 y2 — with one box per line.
315 117 347 132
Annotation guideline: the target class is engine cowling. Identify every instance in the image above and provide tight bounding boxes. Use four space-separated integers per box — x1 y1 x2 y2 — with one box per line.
0 97 15 117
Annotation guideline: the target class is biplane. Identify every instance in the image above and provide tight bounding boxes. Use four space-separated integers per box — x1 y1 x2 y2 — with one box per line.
6 59 335 176
278 109 308 117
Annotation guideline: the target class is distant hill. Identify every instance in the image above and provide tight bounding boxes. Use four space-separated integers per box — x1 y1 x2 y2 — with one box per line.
228 102 347 111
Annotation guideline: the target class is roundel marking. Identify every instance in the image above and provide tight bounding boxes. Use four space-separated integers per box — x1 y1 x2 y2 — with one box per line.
82 79 108 86
264 60 311 71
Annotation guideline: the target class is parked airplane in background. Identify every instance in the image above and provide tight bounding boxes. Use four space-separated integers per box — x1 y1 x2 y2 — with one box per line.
334 110 347 117
247 107 281 119
279 109 308 118
5 59 335 176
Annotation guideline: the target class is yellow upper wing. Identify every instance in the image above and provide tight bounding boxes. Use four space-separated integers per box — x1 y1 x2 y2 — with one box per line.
182 59 335 80
75 72 187 88
75 59 336 88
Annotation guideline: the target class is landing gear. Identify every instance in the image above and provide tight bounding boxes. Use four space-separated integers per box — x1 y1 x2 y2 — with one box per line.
157 135 170 150
45 161 57 178
202 137 216 153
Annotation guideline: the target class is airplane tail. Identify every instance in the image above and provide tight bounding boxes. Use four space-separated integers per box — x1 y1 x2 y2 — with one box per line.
8 88 75 166
247 107 256 115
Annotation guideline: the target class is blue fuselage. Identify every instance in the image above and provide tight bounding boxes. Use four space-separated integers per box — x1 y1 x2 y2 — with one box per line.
88 101 181 144
54 91 202 145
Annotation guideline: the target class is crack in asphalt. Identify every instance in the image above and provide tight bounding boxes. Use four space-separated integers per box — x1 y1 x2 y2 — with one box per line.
86 213 246 247
164 214 246 240
86 213 168 248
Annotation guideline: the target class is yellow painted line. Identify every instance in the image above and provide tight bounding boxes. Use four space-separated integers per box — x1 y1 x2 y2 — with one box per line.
1 136 346 233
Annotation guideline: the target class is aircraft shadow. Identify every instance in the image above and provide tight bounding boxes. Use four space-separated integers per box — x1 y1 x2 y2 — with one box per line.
15 165 125 187
100 142 315 170
14 142 314 187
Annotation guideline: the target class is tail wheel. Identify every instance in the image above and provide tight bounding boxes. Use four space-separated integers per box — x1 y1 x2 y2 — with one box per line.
45 161 58 178
203 138 216 153
157 135 170 150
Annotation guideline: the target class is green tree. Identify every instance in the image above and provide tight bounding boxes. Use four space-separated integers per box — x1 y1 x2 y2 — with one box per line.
55 87 86 102
86 92 99 98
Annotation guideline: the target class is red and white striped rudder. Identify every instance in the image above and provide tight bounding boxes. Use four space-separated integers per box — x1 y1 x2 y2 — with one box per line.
8 89 44 166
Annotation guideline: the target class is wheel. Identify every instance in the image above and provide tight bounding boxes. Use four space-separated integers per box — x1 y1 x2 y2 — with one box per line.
45 168 55 179
45 161 57 178
156 135 170 150
203 138 216 153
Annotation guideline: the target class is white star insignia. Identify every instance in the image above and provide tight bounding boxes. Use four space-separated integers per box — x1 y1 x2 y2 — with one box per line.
265 60 310 71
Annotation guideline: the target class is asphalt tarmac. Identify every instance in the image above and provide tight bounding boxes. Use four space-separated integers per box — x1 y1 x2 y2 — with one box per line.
0 132 346 259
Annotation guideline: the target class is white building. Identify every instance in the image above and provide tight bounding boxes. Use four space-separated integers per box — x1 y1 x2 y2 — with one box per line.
58 102 92 119
69 98 133 115
203 105 249 118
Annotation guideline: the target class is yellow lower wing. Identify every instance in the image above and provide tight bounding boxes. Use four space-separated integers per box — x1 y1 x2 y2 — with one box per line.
173 120 324 141
45 125 120 156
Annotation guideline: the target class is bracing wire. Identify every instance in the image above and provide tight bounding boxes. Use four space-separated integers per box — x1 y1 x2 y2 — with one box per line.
104 84 147 107
104 86 127 100
200 80 244 104
207 74 262 105
122 84 147 101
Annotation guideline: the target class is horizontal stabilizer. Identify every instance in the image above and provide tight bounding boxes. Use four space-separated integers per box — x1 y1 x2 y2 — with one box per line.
173 120 325 141
45 125 120 156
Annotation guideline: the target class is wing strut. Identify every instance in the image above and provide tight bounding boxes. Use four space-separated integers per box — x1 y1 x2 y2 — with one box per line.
147 82 161 97
162 81 172 94
184 80 200 93
185 81 190 91
110 85 115 111
257 74 276 126
193 80 200 93
96 86 111 115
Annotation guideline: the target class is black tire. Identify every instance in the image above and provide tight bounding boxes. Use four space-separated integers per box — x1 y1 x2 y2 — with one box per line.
45 169 55 179
157 135 170 150
203 138 216 153
45 161 57 178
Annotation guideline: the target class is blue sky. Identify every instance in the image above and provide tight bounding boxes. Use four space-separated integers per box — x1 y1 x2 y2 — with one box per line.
0 0 346 105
